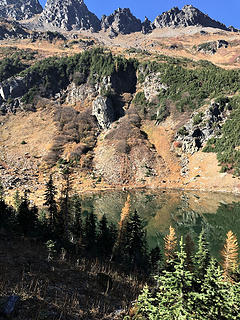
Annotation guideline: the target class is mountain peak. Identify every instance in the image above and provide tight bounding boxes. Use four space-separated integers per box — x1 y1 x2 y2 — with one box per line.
101 7 142 36
153 5 229 31
0 0 43 20
38 0 101 32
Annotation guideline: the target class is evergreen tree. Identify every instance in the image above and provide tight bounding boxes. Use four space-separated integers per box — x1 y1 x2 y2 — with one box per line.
185 233 195 272
97 215 116 258
44 174 57 228
13 189 21 213
0 179 4 202
150 246 162 272
59 167 71 232
38 209 51 240
125 210 149 272
17 192 37 236
194 230 211 281
112 194 131 263
137 238 194 319
70 194 83 254
83 212 97 255
0 183 15 230
193 258 240 319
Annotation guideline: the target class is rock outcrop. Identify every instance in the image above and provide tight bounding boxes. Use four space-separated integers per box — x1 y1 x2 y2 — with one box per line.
38 0 101 32
0 0 42 20
153 5 229 31
196 40 229 55
0 73 36 113
0 19 29 39
142 17 154 34
101 8 142 36
65 82 97 105
0 18 67 41
92 96 115 129
174 101 231 155
143 73 168 103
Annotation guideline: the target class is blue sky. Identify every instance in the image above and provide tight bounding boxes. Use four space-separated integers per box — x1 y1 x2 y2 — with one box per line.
39 0 240 29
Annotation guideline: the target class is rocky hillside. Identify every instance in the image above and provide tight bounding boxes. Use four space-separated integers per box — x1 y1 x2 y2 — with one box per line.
38 0 101 32
153 5 230 31
0 4 240 199
0 43 240 199
0 0 42 20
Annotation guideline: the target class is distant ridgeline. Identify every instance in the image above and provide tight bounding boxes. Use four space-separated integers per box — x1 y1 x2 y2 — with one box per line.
0 0 237 34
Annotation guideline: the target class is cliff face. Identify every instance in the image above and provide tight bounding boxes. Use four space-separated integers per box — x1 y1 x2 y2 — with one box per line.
0 0 42 20
153 5 229 31
38 0 101 31
101 8 142 36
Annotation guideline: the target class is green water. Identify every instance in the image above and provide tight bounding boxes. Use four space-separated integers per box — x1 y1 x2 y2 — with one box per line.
80 189 240 258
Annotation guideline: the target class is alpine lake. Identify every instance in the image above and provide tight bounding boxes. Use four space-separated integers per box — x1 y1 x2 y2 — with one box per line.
80 189 240 259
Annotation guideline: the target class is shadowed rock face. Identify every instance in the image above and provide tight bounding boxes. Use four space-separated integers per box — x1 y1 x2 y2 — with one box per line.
153 5 229 31
142 17 154 34
101 8 142 36
38 0 101 32
0 0 43 20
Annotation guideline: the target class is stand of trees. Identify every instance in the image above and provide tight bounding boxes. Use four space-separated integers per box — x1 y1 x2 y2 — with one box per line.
0 177 160 276
1 177 240 319
134 229 240 320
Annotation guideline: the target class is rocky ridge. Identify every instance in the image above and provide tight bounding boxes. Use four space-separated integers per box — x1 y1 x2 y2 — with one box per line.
153 5 230 31
0 1 237 36
38 0 101 32
101 8 142 37
0 0 42 21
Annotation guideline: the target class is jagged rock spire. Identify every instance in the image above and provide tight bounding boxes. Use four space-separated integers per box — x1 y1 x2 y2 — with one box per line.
38 0 101 31
101 8 142 35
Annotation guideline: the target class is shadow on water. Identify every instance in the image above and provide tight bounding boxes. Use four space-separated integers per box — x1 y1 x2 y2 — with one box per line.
80 189 240 258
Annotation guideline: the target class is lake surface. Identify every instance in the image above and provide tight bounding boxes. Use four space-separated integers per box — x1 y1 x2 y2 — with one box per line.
80 189 240 258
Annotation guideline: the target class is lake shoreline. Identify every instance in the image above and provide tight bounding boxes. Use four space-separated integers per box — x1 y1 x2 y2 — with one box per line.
75 183 240 198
